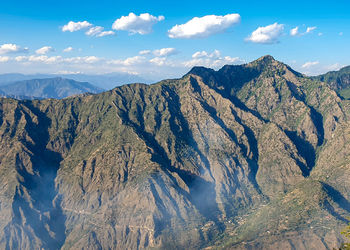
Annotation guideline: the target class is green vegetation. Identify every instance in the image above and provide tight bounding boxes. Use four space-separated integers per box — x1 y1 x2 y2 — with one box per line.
340 220 350 249
312 65 350 99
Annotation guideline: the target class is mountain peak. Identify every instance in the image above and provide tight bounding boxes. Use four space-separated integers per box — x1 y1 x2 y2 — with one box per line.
258 55 275 61
251 55 278 66
186 66 216 76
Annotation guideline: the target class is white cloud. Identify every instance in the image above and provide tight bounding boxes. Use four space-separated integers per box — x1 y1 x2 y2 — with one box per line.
184 50 243 68
0 44 28 55
63 47 73 52
302 61 319 68
192 51 208 58
85 26 104 36
168 14 241 39
318 32 323 36
149 57 167 66
306 26 317 33
62 21 92 32
112 13 164 35
290 26 299 36
325 63 344 71
2 50 247 81
192 50 220 59
85 26 115 37
64 56 100 64
291 26 317 37
14 55 101 65
109 56 146 66
82 56 100 63
15 56 27 62
28 55 62 64
299 62 345 76
139 50 151 55
0 56 9 62
36 46 54 55
246 23 284 44
153 48 177 57
62 21 114 37
97 31 115 37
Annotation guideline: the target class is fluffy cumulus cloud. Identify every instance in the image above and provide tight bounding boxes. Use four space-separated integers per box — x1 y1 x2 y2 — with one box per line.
62 21 92 32
62 21 115 37
168 14 241 39
183 50 243 68
0 44 28 54
153 48 177 57
246 23 284 44
112 13 164 35
36 46 54 55
302 61 319 68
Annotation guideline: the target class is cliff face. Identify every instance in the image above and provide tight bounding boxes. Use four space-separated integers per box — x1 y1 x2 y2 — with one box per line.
0 56 349 249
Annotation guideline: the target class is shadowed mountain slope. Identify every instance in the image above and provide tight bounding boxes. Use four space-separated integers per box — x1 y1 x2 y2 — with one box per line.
0 56 349 249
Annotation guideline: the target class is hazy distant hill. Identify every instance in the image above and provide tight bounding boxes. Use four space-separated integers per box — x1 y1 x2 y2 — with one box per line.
0 56 349 249
0 77 103 99
0 72 150 90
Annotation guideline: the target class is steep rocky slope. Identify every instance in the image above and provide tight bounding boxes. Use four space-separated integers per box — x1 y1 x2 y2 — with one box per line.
0 56 349 249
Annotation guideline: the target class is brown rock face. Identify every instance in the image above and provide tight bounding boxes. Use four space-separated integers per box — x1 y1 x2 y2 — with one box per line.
0 56 349 249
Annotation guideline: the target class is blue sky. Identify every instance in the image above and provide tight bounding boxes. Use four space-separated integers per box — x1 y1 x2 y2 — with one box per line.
0 0 349 80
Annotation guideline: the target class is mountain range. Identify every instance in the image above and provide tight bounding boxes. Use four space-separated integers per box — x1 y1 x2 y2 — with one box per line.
0 72 150 90
0 77 103 99
0 55 349 249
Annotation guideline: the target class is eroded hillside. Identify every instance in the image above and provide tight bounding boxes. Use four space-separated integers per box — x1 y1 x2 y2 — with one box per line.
0 56 349 249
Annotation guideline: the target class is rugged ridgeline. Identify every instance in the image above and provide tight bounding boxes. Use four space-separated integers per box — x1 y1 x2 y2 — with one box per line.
0 56 349 249
312 65 350 99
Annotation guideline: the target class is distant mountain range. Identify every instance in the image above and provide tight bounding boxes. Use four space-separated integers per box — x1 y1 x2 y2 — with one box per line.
0 77 103 99
0 72 150 90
